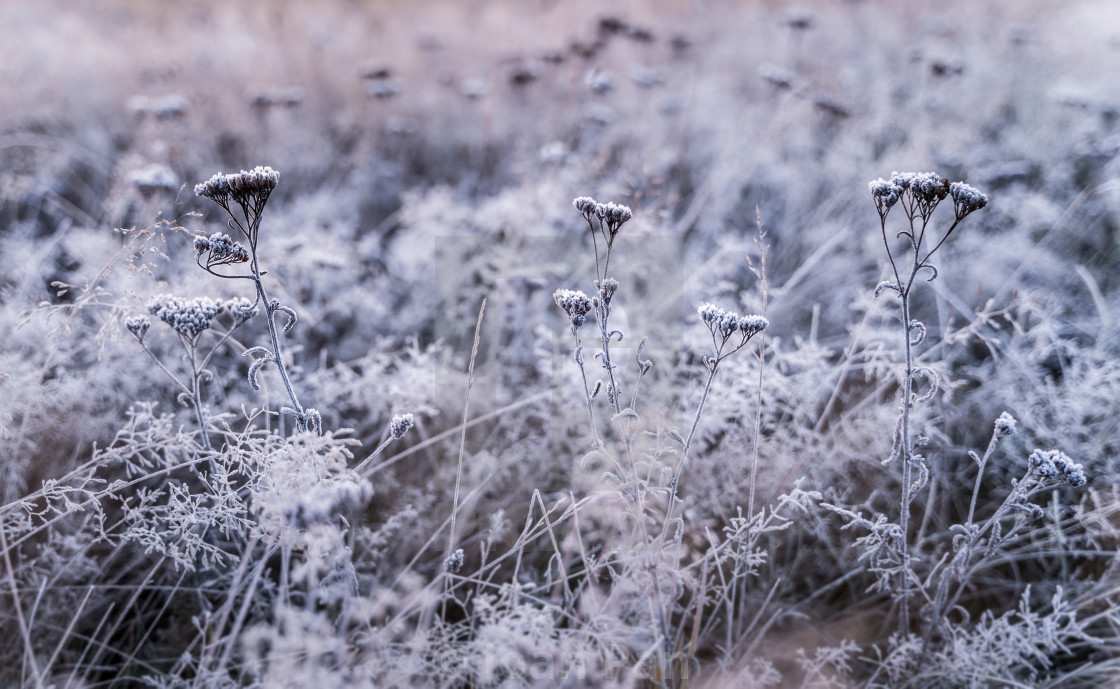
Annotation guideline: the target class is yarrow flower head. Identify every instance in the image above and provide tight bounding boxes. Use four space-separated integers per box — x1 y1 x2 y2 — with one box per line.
390 413 414 440
194 172 231 203
125 316 150 343
739 314 769 339
226 166 279 199
596 277 619 307
949 181 988 220
1028 449 1086 487
994 411 1017 437
869 177 902 216
573 196 599 223
572 195 633 237
224 296 259 324
195 232 250 266
895 171 949 209
148 295 225 344
698 303 740 339
595 201 633 230
195 166 279 209
698 303 768 358
554 289 594 333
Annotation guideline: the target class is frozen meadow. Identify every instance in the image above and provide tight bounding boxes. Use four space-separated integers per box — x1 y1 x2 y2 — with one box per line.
1 0 1119 686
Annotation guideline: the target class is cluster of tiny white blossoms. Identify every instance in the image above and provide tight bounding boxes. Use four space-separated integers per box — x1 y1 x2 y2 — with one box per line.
597 277 619 307
572 196 633 234
194 232 250 267
949 181 989 218
869 171 988 222
125 315 151 342
194 166 279 208
1028 449 1086 487
698 303 769 345
224 296 259 325
390 413 415 440
553 288 594 332
146 295 226 343
994 411 1017 438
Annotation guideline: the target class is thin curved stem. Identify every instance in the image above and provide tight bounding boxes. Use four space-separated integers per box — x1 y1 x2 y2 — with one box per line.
660 348 723 550
184 340 212 451
880 216 903 291
249 251 306 430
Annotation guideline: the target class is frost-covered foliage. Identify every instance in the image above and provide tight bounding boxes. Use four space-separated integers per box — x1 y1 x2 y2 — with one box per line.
2 0 1120 687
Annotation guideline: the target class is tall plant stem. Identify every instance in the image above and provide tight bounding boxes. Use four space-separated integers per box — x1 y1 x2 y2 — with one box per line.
596 299 623 415
898 290 915 634
249 254 305 430
443 300 483 578
185 345 212 451
660 360 721 550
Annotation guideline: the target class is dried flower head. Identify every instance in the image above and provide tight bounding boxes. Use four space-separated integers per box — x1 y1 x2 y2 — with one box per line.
573 196 598 224
596 278 619 307
698 302 740 340
738 314 770 339
698 303 767 358
994 411 1017 437
869 178 902 216
444 548 465 574
148 295 225 344
554 288 593 333
224 297 259 324
226 166 279 201
911 173 950 203
196 232 250 266
595 201 633 232
194 172 231 204
390 413 415 440
949 182 989 220
195 166 279 209
1028 449 1086 487
125 316 150 343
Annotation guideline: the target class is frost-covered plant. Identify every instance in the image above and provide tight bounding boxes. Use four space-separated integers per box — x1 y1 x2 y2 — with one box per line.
568 195 635 413
816 174 1097 684
554 196 768 677
663 303 767 544
126 295 258 449
194 166 322 435
866 171 988 630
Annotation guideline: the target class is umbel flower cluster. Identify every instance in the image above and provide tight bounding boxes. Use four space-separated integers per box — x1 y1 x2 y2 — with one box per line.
194 232 250 268
194 166 279 208
698 303 768 345
195 166 280 249
553 288 593 334
127 296 261 346
390 413 415 440
572 196 633 232
146 295 226 344
869 171 988 224
572 195 634 283
1029 449 1087 487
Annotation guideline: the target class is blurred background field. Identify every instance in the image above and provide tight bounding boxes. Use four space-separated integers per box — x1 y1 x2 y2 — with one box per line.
1 0 1119 686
